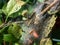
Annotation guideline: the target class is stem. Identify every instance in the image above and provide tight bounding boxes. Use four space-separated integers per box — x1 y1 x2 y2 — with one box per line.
34 0 59 24
3 41 6 45
5 16 9 23
40 0 59 15
0 21 22 29
9 41 12 45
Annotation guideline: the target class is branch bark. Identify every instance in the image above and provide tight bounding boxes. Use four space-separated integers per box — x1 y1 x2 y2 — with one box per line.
40 0 59 15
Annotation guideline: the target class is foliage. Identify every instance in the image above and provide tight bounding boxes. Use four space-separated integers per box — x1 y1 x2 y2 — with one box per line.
0 0 38 45
0 0 60 45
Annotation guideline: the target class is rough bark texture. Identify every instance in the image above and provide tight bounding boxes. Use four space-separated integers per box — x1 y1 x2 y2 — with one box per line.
20 0 60 45
40 15 57 45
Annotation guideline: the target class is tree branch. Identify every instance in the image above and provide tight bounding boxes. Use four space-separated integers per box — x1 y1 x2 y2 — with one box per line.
40 0 59 15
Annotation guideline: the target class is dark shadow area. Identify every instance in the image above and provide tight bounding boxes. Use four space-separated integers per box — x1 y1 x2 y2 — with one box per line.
51 13 60 45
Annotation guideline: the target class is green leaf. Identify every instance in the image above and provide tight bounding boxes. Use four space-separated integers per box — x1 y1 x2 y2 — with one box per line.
38 0 45 3
3 0 25 15
0 34 3 43
33 43 36 45
57 42 60 45
0 0 7 9
0 10 3 25
0 19 3 25
28 5 34 14
14 43 20 45
0 9 2 13
0 25 8 33
2 0 25 22
8 23 22 39
3 34 13 42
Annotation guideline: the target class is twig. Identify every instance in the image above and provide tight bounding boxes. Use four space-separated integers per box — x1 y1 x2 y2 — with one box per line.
3 41 6 45
9 41 12 45
34 0 59 24
0 23 5 28
40 0 59 15
27 0 59 25
0 0 59 28
0 21 23 29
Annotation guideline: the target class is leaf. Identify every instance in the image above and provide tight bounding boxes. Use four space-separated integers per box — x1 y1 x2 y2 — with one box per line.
57 42 60 45
0 20 2 25
33 43 36 45
0 9 2 13
38 0 45 3
0 25 8 33
2 0 25 22
2 0 25 17
8 23 22 39
28 5 34 14
14 43 20 45
3 34 13 42
0 34 3 43
0 15 3 25
0 0 7 8
0 14 3 25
